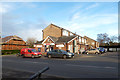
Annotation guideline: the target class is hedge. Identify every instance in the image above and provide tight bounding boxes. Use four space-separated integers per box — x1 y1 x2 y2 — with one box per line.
1 50 20 55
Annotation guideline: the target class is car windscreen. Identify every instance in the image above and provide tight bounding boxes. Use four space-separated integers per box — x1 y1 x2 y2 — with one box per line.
31 49 37 52
60 50 66 53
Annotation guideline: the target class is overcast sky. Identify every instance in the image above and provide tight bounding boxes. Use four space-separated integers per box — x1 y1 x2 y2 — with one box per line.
1 2 118 41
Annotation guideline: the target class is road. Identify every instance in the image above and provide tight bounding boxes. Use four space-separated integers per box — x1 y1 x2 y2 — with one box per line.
2 52 119 78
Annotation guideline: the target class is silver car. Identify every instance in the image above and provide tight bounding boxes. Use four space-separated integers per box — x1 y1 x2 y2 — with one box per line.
85 49 100 54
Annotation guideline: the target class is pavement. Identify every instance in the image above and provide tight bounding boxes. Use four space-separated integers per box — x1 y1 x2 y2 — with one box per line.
1 52 119 79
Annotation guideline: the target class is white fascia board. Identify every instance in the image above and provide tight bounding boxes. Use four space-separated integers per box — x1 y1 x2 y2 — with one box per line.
67 36 78 43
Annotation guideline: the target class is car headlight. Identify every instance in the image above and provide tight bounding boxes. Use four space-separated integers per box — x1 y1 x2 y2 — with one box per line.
67 53 72 55
34 53 37 54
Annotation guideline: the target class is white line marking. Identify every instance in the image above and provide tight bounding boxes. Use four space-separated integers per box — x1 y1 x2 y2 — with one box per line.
65 64 117 69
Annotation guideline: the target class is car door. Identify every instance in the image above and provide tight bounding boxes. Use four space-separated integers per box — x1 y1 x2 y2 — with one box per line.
57 50 63 57
51 50 57 57
28 49 32 57
88 49 93 54
92 49 96 53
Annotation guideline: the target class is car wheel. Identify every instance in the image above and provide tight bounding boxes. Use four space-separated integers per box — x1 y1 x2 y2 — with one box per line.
63 55 67 59
72 56 74 58
22 54 25 58
48 54 51 58
95 52 98 54
39 55 41 58
32 55 35 59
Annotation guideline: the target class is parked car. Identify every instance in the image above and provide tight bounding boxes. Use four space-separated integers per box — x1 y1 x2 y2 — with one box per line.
97 47 106 53
82 49 100 54
17 48 42 58
47 49 74 59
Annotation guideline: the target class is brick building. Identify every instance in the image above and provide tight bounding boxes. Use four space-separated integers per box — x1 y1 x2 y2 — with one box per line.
34 24 99 54
1 35 29 50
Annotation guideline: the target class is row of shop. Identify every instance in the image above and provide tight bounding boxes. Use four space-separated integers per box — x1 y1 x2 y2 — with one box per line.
34 35 89 54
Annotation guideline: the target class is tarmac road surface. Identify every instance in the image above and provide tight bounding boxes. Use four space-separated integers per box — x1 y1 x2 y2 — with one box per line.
2 52 119 78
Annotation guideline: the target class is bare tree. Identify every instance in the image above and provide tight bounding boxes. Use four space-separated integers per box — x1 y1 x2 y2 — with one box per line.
26 37 37 48
97 33 118 46
118 35 120 43
97 33 109 44
109 36 118 43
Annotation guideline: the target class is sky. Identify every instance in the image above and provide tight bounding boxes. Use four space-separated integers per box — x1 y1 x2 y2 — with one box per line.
0 2 118 41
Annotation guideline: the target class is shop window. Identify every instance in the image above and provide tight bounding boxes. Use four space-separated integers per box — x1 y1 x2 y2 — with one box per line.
38 48 41 52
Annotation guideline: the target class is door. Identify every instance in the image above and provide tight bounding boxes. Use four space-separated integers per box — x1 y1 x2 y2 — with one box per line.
28 49 32 57
51 50 58 57
73 40 75 53
38 48 41 52
57 50 63 57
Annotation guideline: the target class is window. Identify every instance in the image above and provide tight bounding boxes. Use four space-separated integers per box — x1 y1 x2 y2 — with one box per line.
85 39 87 43
75 40 77 45
48 39 50 42
79 37 81 43
92 42 95 45
38 48 41 52
28 49 32 53
70 33 73 36
31 49 37 52
82 38 84 43
62 30 68 36
54 50 58 52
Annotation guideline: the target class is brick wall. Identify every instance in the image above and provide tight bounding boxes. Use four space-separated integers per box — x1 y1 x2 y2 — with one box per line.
43 24 62 39
84 36 99 48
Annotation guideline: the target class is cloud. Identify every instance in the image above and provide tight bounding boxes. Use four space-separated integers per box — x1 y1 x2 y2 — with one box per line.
69 13 117 31
107 28 118 36
0 3 12 13
17 29 43 41
67 9 118 40
86 3 99 10
2 12 49 41
20 3 37 8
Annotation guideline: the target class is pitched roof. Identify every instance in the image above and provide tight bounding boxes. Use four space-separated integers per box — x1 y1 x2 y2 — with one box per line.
56 35 77 43
34 40 44 44
2 35 23 43
37 35 77 45
84 36 98 42
49 36 58 42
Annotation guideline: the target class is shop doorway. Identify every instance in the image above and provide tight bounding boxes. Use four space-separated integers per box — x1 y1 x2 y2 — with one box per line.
44 45 54 52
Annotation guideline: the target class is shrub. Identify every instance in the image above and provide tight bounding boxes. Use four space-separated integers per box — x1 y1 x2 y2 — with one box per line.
1 50 20 55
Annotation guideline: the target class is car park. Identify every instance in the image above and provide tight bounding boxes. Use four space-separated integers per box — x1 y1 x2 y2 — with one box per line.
17 48 42 58
47 49 74 59
82 49 100 54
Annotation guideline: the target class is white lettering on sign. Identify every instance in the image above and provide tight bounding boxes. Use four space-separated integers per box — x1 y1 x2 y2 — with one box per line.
36 45 42 47
56 44 64 47
43 43 55 45
34 45 42 47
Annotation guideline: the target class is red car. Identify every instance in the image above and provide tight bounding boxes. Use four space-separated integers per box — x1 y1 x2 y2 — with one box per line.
19 48 42 58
